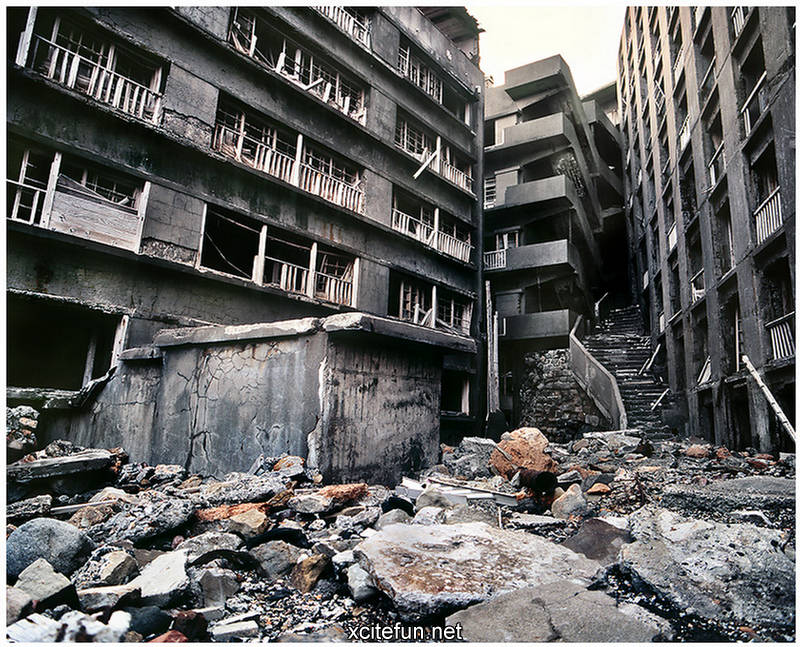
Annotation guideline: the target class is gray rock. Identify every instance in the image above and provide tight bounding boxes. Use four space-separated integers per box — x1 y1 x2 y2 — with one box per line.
445 504 498 526
354 522 601 621
7 449 114 482
196 567 240 607
374 508 411 530
507 513 566 529
227 508 270 538
347 564 377 602
6 613 61 642
59 609 131 642
211 619 260 640
415 487 456 511
557 470 583 485
551 483 588 519
289 493 334 515
7 495 53 523
249 540 301 579
661 476 795 520
201 473 287 506
412 506 447 525
130 550 189 606
124 605 171 637
7 518 95 577
561 518 632 566
446 580 673 642
331 550 356 572
86 491 195 545
334 506 380 532
179 531 243 561
14 558 77 609
77 583 140 612
620 506 795 628
441 437 496 479
6 586 33 624
97 551 139 586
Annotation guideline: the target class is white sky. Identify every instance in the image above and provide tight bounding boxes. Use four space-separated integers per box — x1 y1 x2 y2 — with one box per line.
466 5 626 95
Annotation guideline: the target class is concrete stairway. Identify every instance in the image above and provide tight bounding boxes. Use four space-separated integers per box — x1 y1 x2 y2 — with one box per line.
582 305 668 431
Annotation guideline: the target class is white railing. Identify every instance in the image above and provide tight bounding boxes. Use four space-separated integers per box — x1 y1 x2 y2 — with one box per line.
678 116 691 150
673 43 686 84
667 223 678 250
267 258 309 295
7 180 47 225
642 269 649 290
314 6 370 47
391 209 434 244
484 177 496 209
441 160 473 192
754 186 783 245
697 355 712 384
484 249 507 270
212 124 296 184
315 272 353 306
30 35 162 124
708 144 725 185
742 72 768 136
658 311 666 333
691 268 705 303
731 7 749 38
298 164 364 214
436 230 472 263
699 56 717 103
766 312 795 360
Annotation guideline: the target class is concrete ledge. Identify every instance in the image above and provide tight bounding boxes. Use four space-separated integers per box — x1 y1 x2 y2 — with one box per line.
153 318 322 347
322 313 477 354
120 347 163 361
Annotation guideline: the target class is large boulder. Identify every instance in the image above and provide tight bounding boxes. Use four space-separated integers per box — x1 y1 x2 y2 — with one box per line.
489 428 557 479
619 506 795 629
354 522 600 621
446 580 672 642
442 437 496 479
7 518 95 577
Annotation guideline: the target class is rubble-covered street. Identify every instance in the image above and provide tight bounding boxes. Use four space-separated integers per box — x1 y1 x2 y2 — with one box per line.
5 407 795 643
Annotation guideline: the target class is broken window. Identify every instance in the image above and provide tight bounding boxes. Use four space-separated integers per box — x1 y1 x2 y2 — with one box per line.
199 206 262 281
26 12 164 123
436 290 473 334
313 6 371 46
394 113 436 161
228 9 367 124
392 189 435 243
441 370 470 415
7 139 51 225
398 39 443 103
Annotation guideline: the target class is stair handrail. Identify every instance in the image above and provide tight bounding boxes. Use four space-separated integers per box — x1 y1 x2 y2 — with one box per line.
569 315 628 430
741 354 795 444
594 292 610 324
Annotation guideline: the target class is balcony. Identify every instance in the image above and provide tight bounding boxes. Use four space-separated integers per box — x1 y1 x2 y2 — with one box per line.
742 72 768 137
690 269 705 303
441 159 473 193
28 34 162 125
484 249 506 270
313 6 370 47
766 311 795 360
391 209 472 263
731 7 750 38
298 163 364 214
667 223 678 251
678 116 691 151
500 309 578 343
754 186 783 245
484 177 497 210
707 144 725 186
483 240 582 277
7 179 46 226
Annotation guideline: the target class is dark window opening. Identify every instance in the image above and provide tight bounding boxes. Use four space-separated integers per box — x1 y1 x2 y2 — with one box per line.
200 206 261 280
441 370 469 415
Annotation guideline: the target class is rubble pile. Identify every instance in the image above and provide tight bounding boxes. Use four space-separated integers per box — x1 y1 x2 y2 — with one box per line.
5 420 796 643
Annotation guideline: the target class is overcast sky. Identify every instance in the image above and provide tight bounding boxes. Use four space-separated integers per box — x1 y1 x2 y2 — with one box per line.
466 5 626 95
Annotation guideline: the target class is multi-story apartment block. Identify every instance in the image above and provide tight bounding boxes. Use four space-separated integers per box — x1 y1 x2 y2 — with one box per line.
6 7 484 474
482 56 624 425
618 6 795 451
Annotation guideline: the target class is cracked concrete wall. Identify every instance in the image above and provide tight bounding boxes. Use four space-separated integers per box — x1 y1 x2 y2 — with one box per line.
312 335 441 485
152 335 327 474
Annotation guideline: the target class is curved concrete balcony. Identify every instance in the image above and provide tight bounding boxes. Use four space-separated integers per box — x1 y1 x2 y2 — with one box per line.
500 309 578 343
504 174 577 210
484 240 583 278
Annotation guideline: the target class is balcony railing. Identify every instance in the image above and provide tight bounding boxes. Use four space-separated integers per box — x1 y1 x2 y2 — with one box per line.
212 124 296 184
267 257 308 295
7 180 47 225
391 208 434 244
29 35 162 125
754 186 783 245
690 268 705 303
435 230 472 263
699 56 717 104
742 72 768 137
766 311 795 360
313 6 370 46
441 159 473 192
673 43 686 84
708 144 725 186
484 177 496 209
298 163 364 214
667 223 678 251
678 116 690 150
484 249 507 270
315 271 353 306
731 7 749 38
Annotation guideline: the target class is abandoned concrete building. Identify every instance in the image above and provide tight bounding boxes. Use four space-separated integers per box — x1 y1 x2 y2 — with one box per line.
6 7 485 482
618 6 796 451
482 57 625 428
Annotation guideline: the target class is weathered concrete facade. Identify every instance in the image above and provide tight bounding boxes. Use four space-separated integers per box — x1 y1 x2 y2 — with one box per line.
618 7 795 450
7 7 485 463
482 56 624 426
42 314 474 485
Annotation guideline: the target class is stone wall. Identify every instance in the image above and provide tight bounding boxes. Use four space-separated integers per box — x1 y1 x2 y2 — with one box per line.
517 349 608 442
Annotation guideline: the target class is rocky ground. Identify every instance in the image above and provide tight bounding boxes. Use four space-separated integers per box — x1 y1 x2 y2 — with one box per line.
5 409 796 642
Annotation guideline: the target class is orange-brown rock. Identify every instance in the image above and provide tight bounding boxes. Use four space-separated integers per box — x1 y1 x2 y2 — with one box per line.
714 447 732 460
318 483 368 504
685 444 710 459
273 455 304 471
490 428 557 479
195 502 271 522
149 630 189 642
586 483 611 495
69 503 116 529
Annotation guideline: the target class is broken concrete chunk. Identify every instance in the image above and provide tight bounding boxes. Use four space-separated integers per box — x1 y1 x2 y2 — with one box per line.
289 493 334 515
195 567 241 608
551 483 588 519
354 522 601 621
290 554 331 593
210 620 259 641
334 506 380 532
7 495 53 523
14 558 77 609
374 508 411 530
227 508 270 539
6 612 62 642
620 506 795 629
661 476 795 520
412 506 447 525
249 540 301 580
415 487 457 511
69 503 117 530
445 580 673 642
444 504 498 526
59 609 131 642
561 518 632 565
178 531 243 561
98 550 139 586
130 550 189 607
347 564 377 602
507 513 566 529
88 487 141 506
77 583 140 612
7 517 95 577
7 449 114 482
200 473 287 506
6 585 33 624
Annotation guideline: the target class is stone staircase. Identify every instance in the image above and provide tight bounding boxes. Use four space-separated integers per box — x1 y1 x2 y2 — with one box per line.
582 305 669 431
